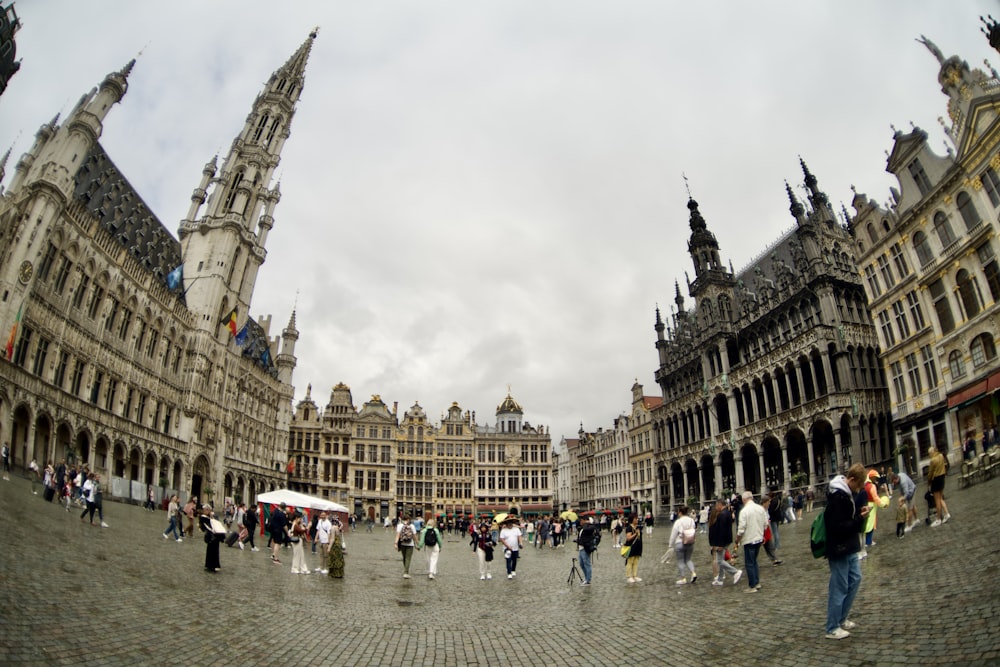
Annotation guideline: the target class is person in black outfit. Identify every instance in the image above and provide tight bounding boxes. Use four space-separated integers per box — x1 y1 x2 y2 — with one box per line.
268 503 289 564
243 505 259 551
199 505 223 572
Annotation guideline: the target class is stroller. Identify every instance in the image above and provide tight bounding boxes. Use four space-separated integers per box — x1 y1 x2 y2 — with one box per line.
923 490 937 525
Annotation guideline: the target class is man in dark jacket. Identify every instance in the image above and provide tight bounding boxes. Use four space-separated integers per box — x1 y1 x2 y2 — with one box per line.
575 517 600 585
823 464 870 640
268 503 288 564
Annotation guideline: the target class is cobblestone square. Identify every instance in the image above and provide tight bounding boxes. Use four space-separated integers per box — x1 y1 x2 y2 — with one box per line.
1 472 998 666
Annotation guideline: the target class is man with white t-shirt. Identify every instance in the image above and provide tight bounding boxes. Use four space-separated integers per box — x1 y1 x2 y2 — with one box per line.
498 518 524 580
315 512 333 574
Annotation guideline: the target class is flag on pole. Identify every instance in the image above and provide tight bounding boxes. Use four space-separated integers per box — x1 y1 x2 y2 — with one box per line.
234 322 249 347
221 307 238 337
166 265 183 290
5 302 23 360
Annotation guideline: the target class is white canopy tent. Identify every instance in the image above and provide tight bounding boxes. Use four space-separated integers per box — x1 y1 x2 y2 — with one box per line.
256 489 349 514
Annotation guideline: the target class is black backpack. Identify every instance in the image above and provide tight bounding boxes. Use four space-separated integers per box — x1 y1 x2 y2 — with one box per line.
424 528 438 547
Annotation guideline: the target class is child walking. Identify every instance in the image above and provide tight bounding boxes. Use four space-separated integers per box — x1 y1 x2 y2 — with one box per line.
895 496 908 539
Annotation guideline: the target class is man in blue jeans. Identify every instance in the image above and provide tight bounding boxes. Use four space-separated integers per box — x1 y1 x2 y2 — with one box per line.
575 516 600 585
735 490 768 593
823 464 870 639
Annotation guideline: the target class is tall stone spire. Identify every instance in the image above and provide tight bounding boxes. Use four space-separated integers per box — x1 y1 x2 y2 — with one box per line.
179 31 317 336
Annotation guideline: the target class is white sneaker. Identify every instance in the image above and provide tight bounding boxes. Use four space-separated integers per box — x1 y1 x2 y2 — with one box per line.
101 522 109 528
507 574 513 579
930 519 942 527
428 574 435 579
403 574 411 579
712 580 724 586
251 547 260 552
163 533 169 540
238 542 244 550
176 538 183 542
841 620 857 630
480 575 486 580
320 569 328 575
942 514 951 523
633 577 642 582
825 628 850 640
734 570 743 585
486 574 492 580
675 579 688 585
627 577 636 583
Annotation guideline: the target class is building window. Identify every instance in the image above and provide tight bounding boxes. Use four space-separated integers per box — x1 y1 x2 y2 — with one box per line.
982 167 1000 206
54 351 69 388
104 377 118 412
12 326 31 367
37 242 57 283
955 269 982 320
877 255 894 289
90 370 104 405
948 350 966 379
905 353 923 395
913 231 933 267
86 284 105 319
976 242 1000 302
928 279 955 334
920 345 939 388
70 360 85 396
355 470 364 490
906 291 926 330
908 159 933 195
892 300 910 340
31 337 49 377
118 307 132 340
104 297 119 333
877 310 896 347
864 266 882 299
72 273 90 310
889 243 910 278
956 191 980 231
890 361 906 403
933 212 957 249
53 255 72 294
970 333 996 367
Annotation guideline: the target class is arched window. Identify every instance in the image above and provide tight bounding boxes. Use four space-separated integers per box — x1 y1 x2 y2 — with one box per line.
948 350 966 379
264 116 282 149
224 171 244 211
970 333 997 367
913 230 933 266
956 192 980 231
956 269 981 319
933 211 957 248
252 113 270 142
867 222 878 244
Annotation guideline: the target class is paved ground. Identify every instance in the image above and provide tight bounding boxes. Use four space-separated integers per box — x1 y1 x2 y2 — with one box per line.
0 472 998 666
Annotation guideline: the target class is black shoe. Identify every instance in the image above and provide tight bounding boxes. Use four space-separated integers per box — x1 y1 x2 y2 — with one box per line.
690 575 697 584
773 560 782 566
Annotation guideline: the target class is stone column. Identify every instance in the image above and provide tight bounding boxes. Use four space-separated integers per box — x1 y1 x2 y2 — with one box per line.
780 443 790 492
735 452 745 492
805 435 816 487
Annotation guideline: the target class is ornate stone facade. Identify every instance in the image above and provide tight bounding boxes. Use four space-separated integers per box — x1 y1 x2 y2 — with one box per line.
852 37 1000 473
288 389 552 520
651 167 893 513
0 34 313 505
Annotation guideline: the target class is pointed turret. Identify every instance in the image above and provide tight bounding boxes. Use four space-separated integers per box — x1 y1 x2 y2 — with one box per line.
800 158 829 209
0 146 10 192
786 180 806 225
178 31 316 336
277 309 299 385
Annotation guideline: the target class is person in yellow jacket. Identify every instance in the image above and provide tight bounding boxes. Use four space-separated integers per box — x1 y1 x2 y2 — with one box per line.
927 447 951 527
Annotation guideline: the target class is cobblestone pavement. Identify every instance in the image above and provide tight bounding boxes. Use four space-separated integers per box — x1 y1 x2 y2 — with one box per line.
1 473 998 666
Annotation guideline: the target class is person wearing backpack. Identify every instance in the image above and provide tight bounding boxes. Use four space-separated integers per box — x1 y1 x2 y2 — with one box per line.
575 516 600 585
823 464 870 640
394 515 417 579
417 518 444 580
668 504 698 585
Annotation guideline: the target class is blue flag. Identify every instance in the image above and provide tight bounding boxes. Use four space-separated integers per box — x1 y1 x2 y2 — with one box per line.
234 323 249 347
166 265 183 290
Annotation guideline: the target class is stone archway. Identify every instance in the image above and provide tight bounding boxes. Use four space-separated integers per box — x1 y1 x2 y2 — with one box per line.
54 423 72 464
684 458 699 502
128 445 141 481
143 450 156 485
785 428 809 489
810 420 835 481
32 413 52 465
191 454 211 502
700 453 716 501
76 432 91 467
112 441 127 477
761 436 783 490
719 448 736 495
10 404 30 471
670 461 683 507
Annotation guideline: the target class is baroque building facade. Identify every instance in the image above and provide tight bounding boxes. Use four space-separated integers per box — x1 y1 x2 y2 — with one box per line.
851 37 1000 473
650 167 893 512
0 34 314 505
287 388 552 520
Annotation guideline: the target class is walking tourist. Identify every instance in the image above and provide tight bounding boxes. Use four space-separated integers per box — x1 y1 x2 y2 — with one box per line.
669 504 697 585
623 514 643 583
823 464 870 639
708 498 742 586
499 517 523 579
735 491 768 593
395 515 417 578
418 518 443 579
927 447 951 527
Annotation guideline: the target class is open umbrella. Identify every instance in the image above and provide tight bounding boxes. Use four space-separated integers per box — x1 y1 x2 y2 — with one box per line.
494 512 513 524
560 510 578 522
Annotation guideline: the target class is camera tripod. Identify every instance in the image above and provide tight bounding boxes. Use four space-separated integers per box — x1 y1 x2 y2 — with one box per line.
567 557 584 585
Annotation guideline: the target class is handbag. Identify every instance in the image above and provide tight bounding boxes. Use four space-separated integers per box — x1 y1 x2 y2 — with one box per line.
682 527 696 545
620 545 631 559
764 524 773 543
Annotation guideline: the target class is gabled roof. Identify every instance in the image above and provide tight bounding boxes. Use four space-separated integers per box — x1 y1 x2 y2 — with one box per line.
642 396 663 410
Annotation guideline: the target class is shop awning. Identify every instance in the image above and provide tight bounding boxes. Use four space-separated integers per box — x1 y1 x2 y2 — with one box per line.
948 369 1000 409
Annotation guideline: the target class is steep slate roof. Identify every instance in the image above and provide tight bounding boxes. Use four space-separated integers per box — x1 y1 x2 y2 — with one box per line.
72 143 182 287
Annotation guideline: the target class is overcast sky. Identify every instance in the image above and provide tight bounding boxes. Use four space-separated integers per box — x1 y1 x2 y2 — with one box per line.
2 1 996 443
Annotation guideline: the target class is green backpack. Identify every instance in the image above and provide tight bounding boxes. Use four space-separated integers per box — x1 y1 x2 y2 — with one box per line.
810 509 826 558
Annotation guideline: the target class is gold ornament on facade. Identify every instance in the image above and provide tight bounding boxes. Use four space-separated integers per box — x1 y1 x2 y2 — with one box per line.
990 153 1000 170
944 68 961 87
969 177 983 191
943 193 953 205
960 85 971 100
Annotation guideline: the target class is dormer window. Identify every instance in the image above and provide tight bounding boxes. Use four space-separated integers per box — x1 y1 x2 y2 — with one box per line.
908 159 933 196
